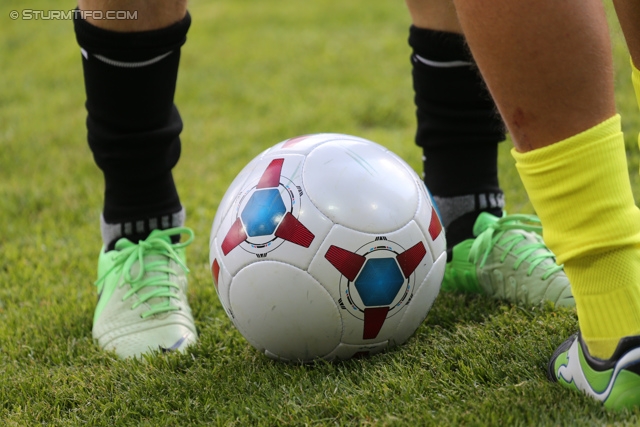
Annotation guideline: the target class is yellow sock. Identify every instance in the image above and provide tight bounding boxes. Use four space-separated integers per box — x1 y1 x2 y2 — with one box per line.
512 115 640 359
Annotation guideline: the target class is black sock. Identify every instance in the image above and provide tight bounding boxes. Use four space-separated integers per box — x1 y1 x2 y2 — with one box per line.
409 26 505 248
74 12 191 228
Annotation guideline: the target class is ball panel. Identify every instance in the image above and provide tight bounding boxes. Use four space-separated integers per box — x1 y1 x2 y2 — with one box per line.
210 149 269 243
212 153 333 277
413 180 446 258
308 221 435 345
303 139 419 234
209 243 234 317
391 250 446 346
382 148 446 256
229 261 342 362
269 133 372 156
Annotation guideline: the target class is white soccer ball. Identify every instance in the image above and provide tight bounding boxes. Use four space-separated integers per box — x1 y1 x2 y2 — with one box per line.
209 133 446 362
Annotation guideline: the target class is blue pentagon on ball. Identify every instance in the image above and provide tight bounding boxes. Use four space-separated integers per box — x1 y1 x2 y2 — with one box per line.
354 258 404 306
241 189 286 237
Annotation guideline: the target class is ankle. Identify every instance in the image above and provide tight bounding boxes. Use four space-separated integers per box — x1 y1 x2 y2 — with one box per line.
101 208 185 250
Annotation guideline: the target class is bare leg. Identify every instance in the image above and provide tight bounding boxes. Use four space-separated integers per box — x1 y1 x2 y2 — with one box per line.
613 0 640 65
613 0 640 120
452 0 615 152
405 0 461 33
78 0 187 32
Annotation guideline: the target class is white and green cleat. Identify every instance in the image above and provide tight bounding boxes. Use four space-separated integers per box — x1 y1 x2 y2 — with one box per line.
442 212 575 307
549 333 640 410
92 227 198 358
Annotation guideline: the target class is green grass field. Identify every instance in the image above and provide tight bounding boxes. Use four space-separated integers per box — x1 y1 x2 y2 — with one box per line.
2 0 640 425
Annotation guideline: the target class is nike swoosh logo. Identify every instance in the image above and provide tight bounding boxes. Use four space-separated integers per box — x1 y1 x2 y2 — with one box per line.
159 332 191 353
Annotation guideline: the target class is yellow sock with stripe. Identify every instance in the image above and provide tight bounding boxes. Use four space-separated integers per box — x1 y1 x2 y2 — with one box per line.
512 114 640 360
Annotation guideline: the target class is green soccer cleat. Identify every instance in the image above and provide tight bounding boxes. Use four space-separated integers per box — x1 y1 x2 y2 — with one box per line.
442 212 574 307
92 227 198 358
548 333 640 410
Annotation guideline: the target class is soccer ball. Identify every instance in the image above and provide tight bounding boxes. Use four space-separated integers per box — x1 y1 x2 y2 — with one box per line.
209 133 446 362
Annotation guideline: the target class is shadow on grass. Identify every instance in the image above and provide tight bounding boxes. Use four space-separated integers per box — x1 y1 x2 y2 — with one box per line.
424 291 504 330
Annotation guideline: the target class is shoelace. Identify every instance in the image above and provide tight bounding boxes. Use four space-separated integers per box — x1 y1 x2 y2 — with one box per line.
468 214 564 280
95 227 194 318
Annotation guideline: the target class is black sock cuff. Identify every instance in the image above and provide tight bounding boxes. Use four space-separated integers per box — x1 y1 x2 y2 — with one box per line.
74 10 191 61
423 145 500 196
101 207 186 250
444 206 504 251
432 194 504 251
408 26 472 63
